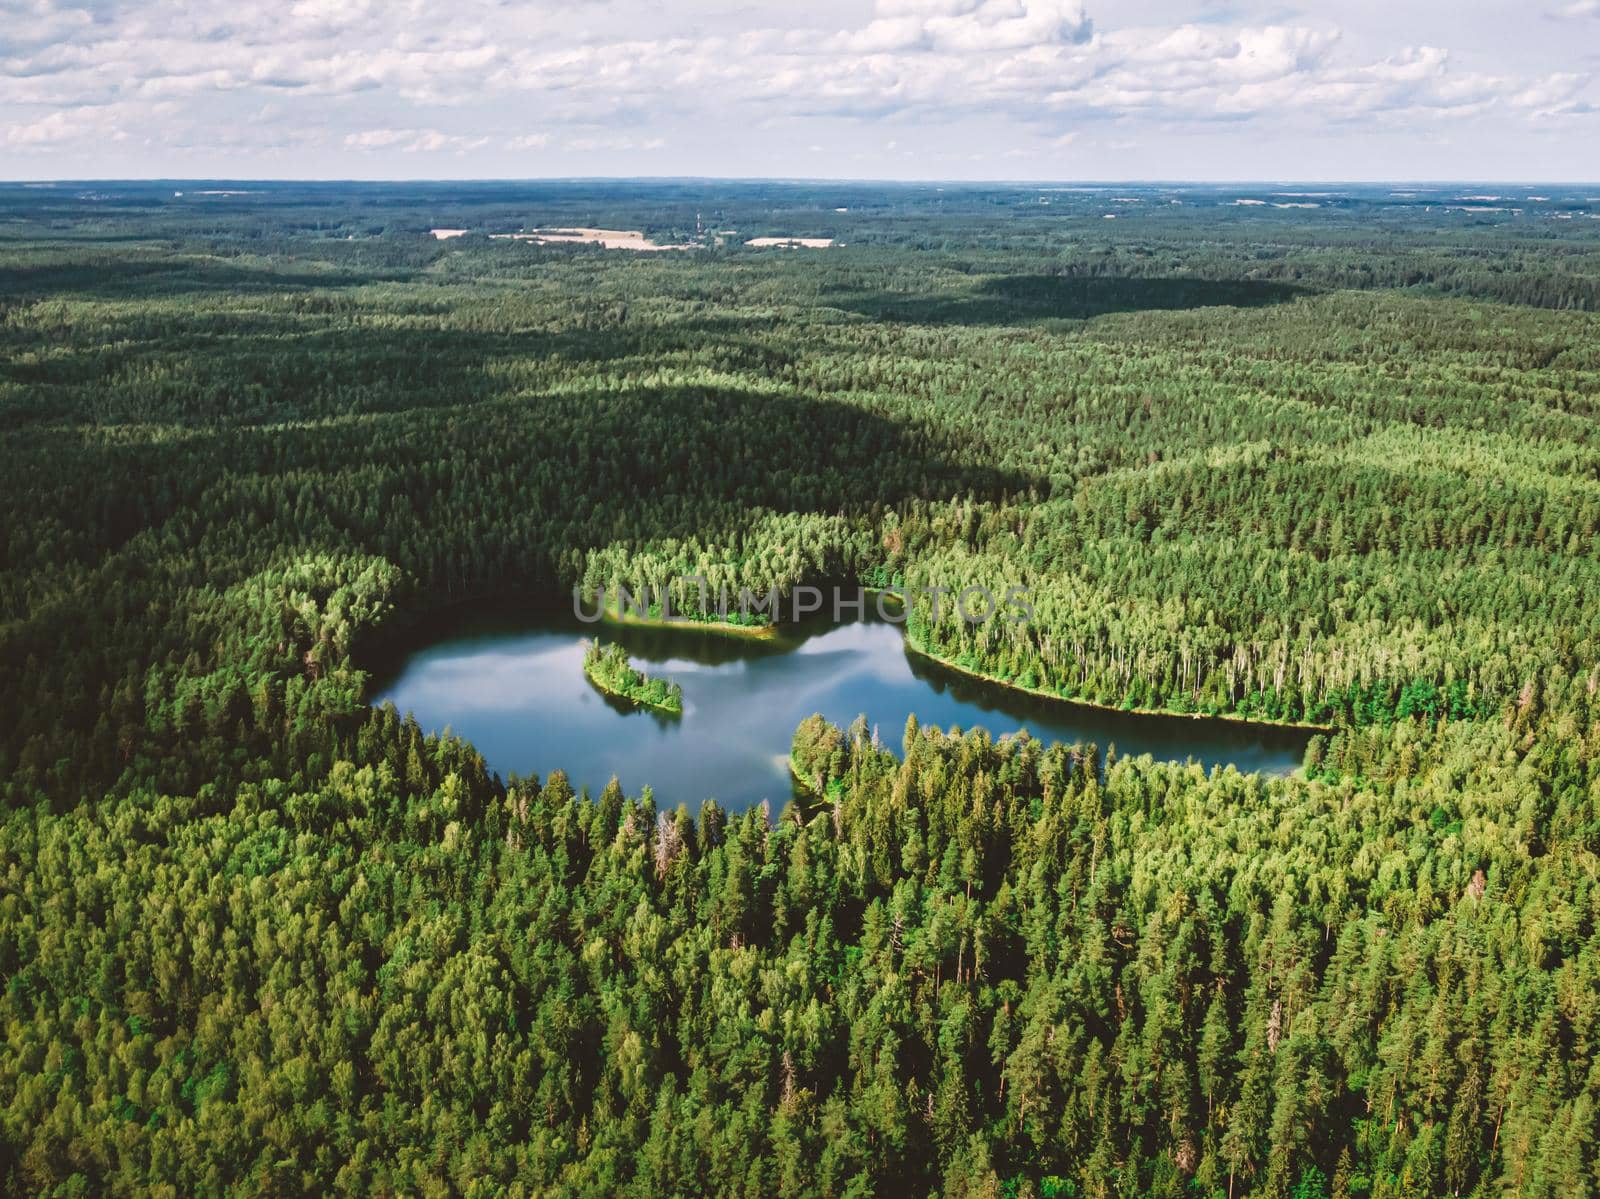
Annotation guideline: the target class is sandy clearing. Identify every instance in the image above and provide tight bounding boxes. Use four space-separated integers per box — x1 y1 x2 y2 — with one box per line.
430 229 469 239
746 236 836 248
490 227 696 251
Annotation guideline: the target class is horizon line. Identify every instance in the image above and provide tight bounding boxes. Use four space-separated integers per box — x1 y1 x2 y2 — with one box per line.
5 175 1600 188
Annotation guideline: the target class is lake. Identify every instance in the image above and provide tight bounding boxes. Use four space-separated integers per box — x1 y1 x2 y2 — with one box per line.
368 604 1311 810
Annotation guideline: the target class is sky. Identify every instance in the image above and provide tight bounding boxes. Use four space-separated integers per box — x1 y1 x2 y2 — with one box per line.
3 0 1598 181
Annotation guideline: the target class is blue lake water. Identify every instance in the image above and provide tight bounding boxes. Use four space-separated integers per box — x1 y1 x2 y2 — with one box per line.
368 605 1310 810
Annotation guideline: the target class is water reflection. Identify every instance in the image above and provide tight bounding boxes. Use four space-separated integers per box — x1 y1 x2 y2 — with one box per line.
367 602 1310 810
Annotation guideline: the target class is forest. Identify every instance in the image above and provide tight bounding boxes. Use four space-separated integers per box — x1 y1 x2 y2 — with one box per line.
1 180 1598 1197
583 640 685 715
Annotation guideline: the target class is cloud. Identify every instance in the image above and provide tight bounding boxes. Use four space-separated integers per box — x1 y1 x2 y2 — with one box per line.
4 109 92 145
565 134 666 152
0 1 95 56
925 0 1092 52
0 0 1595 171
344 127 489 152
1 98 155 148
841 0 1091 54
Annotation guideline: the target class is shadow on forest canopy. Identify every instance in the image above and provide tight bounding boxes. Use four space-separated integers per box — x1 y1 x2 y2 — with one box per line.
0 313 806 429
10 375 1047 569
827 274 1308 326
0 256 404 303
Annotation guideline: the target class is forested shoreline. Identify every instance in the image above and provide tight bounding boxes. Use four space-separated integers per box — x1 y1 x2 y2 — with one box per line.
583 640 684 714
898 632 1337 732
2 182 1598 1196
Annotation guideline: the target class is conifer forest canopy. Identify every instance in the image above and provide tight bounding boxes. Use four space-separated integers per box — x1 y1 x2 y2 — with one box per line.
2 180 1599 1197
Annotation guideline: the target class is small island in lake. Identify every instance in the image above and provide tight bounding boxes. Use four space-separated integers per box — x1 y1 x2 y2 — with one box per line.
582 639 684 714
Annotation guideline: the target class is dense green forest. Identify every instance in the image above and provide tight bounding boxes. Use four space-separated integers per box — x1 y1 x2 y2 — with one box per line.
2 181 1598 1196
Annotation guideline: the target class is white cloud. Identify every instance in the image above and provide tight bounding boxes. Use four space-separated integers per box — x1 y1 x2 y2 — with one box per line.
0 1 94 56
925 0 1093 52
0 0 1595 175
344 128 490 152
566 134 666 152
1 98 158 148
5 110 88 145
876 0 984 17
840 0 1091 54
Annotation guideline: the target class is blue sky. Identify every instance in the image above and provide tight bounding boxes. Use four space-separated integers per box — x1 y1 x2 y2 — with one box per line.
3 0 1597 180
